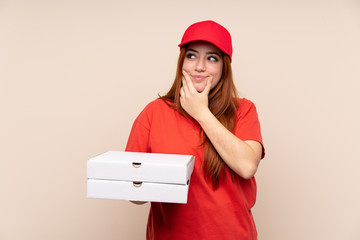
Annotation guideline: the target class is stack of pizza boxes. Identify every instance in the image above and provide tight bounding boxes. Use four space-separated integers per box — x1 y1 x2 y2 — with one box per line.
87 151 195 204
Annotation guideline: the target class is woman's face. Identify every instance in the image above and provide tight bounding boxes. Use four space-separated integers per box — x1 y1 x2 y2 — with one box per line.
182 41 224 93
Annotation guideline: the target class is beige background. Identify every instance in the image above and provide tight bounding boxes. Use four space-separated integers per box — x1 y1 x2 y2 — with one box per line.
1 0 359 239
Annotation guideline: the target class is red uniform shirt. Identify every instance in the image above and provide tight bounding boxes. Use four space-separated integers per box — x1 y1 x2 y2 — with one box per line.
126 98 264 240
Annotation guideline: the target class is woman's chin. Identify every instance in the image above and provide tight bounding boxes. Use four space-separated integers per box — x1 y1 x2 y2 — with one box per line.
193 83 206 93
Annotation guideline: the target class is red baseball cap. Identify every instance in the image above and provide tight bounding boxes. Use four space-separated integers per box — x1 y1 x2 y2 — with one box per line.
178 20 233 62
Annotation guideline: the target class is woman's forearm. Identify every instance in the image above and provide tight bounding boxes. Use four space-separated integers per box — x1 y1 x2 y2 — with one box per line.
194 109 262 179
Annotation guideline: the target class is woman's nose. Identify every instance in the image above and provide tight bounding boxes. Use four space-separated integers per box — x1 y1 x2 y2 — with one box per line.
195 58 206 72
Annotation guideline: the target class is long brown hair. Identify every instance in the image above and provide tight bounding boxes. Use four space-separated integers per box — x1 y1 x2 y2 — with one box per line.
159 46 239 189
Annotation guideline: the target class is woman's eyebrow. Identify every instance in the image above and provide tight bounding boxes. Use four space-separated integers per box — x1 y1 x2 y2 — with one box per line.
186 48 221 57
186 48 198 53
207 52 221 57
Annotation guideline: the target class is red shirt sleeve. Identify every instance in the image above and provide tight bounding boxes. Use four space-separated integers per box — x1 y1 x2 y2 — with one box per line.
233 98 265 159
125 106 151 153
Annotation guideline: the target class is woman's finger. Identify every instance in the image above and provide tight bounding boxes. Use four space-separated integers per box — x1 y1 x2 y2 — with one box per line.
182 70 197 94
202 77 213 96
181 78 189 95
180 85 185 97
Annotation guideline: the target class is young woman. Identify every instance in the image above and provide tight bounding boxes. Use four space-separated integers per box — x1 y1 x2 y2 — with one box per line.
126 20 265 240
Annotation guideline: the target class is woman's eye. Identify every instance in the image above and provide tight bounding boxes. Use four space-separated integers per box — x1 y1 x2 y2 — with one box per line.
208 56 218 62
186 53 196 59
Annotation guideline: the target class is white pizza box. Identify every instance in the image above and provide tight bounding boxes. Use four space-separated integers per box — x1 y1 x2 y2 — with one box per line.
87 179 190 203
87 151 195 185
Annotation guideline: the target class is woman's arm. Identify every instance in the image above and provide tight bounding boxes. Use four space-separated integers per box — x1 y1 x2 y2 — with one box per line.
194 110 262 179
180 71 263 179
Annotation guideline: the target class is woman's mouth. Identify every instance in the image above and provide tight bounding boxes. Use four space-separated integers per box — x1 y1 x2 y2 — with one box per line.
192 75 207 82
